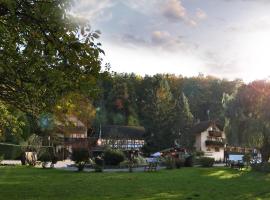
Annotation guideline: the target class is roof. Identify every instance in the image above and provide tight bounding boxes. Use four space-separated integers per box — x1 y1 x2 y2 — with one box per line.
98 125 145 140
56 116 87 134
190 120 224 134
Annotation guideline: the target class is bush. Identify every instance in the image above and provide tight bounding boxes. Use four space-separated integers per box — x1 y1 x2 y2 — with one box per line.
164 157 176 169
39 151 52 168
175 158 185 168
55 148 69 161
119 160 130 168
71 148 89 171
243 153 251 166
20 152 26 165
94 156 104 172
133 155 147 166
0 154 3 164
195 151 205 157
39 149 57 168
0 144 22 160
199 157 215 167
251 163 270 173
104 149 125 166
184 155 194 167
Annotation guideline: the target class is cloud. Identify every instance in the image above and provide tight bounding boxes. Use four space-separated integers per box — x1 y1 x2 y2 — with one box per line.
150 30 199 52
71 0 206 28
161 0 206 26
71 0 113 22
226 17 270 33
122 34 148 46
151 31 171 44
163 0 187 21
196 8 207 20
113 30 197 52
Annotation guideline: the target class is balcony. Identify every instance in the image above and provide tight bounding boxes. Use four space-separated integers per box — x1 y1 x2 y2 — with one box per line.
205 140 225 147
208 130 222 137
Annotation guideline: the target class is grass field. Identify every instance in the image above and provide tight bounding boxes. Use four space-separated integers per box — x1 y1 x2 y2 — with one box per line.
0 167 270 200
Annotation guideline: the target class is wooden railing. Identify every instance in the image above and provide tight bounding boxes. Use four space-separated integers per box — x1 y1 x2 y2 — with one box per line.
206 136 225 142
205 140 225 147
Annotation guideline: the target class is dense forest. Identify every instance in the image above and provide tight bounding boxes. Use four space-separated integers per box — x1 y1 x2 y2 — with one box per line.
94 73 241 152
95 74 270 160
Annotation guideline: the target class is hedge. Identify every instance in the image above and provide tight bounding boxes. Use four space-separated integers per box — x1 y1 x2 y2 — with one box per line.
0 144 23 160
103 149 125 166
199 157 215 167
251 163 270 173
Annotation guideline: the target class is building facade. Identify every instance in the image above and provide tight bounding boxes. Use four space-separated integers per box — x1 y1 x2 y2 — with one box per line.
95 125 145 151
193 121 226 161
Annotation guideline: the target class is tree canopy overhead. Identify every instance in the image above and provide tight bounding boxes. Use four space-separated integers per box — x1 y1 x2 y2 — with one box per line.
0 0 104 115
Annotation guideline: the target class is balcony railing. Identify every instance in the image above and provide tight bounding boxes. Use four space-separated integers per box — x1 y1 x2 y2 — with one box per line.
207 136 225 141
205 140 225 147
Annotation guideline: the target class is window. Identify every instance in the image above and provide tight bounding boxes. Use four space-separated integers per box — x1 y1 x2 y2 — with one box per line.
206 147 211 151
215 147 220 152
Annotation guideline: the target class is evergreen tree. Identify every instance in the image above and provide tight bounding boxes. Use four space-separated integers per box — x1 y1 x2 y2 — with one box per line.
173 93 194 148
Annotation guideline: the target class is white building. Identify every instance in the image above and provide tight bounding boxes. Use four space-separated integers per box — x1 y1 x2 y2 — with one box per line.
193 121 226 161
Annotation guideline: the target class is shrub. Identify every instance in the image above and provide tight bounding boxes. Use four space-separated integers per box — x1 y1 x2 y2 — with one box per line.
0 144 22 160
71 148 89 171
133 155 147 166
199 157 215 167
51 154 58 165
195 151 205 157
243 153 251 166
164 156 176 169
251 163 270 173
39 151 52 168
55 148 69 161
94 156 104 172
0 154 3 165
119 160 130 168
39 149 58 169
104 149 125 166
20 152 26 165
184 155 194 167
175 158 185 168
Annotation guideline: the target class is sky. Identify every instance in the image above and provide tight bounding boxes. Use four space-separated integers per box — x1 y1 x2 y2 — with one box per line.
72 0 270 82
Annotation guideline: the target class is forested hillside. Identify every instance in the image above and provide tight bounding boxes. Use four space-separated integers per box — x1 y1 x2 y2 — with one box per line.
2 69 270 158
95 73 242 152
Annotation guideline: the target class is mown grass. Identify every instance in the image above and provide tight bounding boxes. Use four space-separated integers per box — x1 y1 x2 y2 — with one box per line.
0 166 270 200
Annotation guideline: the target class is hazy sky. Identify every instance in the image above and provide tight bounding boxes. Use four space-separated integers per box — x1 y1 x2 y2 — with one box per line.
72 0 270 82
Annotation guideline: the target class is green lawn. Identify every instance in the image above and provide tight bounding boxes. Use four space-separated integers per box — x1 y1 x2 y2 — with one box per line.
0 167 270 200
